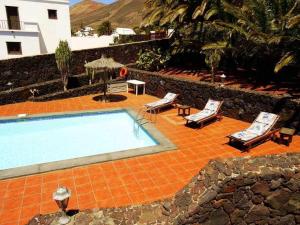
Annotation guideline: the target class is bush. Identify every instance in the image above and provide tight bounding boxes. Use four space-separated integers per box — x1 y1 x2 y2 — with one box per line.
97 21 112 36
136 48 171 71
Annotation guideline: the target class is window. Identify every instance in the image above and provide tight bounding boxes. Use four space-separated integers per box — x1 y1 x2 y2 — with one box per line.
48 9 57 19
6 42 22 55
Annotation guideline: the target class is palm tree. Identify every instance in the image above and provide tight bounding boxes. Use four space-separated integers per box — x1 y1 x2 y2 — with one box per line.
211 0 300 73
142 0 300 76
142 0 235 54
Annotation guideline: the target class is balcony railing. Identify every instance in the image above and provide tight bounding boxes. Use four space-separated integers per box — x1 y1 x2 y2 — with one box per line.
0 20 39 32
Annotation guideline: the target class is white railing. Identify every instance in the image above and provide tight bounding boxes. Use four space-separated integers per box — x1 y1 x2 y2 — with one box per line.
0 20 38 32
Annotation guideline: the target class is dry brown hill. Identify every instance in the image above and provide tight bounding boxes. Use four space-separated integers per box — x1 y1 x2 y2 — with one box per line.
70 0 105 27
70 0 146 30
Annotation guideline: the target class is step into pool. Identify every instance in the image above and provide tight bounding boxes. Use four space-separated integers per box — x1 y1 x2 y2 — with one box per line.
0 109 176 179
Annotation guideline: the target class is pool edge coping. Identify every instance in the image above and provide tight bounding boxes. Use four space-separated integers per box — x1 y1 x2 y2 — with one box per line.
0 108 177 180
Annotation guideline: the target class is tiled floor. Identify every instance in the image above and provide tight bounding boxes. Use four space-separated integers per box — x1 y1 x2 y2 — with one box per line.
0 93 299 225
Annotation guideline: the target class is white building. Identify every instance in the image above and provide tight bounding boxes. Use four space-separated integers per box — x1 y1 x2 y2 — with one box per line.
113 28 136 36
70 35 115 51
75 26 95 37
71 27 138 50
0 0 71 60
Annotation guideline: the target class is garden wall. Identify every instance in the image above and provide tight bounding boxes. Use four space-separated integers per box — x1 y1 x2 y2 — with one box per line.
27 153 300 225
128 68 300 132
0 74 102 105
0 39 169 92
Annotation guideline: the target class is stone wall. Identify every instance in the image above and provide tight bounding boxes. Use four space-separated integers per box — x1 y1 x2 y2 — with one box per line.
128 68 300 132
0 39 169 91
171 153 300 225
0 74 91 105
27 153 300 225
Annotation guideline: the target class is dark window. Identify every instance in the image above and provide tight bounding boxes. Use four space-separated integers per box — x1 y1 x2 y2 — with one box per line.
6 42 22 55
48 9 57 19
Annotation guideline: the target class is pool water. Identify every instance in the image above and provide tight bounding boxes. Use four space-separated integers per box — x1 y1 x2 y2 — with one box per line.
0 110 157 170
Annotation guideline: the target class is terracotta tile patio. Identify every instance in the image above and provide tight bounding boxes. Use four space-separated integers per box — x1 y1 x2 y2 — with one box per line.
0 93 299 225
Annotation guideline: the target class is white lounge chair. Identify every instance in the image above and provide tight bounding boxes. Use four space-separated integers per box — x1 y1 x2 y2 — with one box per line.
228 112 280 150
185 99 223 127
144 92 178 113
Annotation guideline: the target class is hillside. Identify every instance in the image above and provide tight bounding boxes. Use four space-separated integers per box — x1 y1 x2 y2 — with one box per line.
70 0 105 27
70 0 146 30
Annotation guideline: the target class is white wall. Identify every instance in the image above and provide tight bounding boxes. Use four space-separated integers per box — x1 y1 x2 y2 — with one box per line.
0 0 71 59
0 31 40 59
70 36 115 51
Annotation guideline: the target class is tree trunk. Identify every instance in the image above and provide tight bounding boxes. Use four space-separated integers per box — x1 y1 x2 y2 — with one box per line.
62 73 68 92
211 66 215 83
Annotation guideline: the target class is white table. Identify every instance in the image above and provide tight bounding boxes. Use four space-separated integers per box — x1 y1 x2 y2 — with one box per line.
126 79 146 95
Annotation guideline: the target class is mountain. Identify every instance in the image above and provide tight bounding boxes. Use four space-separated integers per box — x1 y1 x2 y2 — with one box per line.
70 0 105 27
70 0 146 30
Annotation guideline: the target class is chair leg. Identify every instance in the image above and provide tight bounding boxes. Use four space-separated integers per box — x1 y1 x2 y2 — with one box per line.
218 112 223 121
244 144 251 152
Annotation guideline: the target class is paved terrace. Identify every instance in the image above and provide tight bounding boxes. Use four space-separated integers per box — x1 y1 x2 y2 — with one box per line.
0 93 299 225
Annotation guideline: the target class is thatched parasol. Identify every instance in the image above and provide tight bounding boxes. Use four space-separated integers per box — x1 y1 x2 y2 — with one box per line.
85 55 124 102
84 56 124 70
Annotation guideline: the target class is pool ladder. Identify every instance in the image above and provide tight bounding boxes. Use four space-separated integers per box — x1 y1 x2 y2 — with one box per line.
136 107 157 123
133 108 157 136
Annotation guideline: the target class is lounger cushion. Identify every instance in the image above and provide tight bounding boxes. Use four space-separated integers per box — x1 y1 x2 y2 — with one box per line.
185 109 214 122
231 130 259 141
164 93 177 101
145 93 177 109
145 99 170 108
256 112 278 125
247 121 270 136
204 99 221 113
230 112 279 142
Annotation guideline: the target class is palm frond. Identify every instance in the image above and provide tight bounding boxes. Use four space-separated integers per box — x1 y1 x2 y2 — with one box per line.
267 35 284 44
286 15 300 29
222 0 264 34
142 6 164 26
213 21 251 39
285 0 298 17
274 52 296 73
160 10 175 25
160 4 189 25
204 8 219 20
192 0 209 19
202 41 229 50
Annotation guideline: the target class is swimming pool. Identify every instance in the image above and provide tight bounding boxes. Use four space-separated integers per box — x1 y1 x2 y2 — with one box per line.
0 109 176 179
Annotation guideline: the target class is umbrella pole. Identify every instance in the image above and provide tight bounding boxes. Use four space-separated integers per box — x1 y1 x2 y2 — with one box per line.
103 69 107 102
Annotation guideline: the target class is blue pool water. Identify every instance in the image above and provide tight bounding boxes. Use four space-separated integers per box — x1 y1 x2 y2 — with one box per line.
0 110 157 170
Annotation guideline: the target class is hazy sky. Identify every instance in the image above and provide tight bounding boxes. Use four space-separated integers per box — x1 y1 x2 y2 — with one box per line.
69 0 117 5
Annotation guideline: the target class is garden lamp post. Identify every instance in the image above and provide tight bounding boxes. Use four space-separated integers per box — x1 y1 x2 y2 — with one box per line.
7 82 13 92
220 74 226 87
53 187 71 225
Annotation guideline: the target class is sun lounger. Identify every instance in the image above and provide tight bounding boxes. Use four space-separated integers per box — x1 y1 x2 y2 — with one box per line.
228 112 280 150
185 99 223 127
144 92 178 113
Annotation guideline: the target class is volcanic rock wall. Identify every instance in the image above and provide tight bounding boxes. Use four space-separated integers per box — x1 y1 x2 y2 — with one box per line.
28 153 300 225
0 39 169 92
128 68 300 132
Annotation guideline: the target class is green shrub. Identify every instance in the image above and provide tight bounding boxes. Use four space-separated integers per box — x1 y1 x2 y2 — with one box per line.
136 48 171 71
97 21 113 36
55 40 72 91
